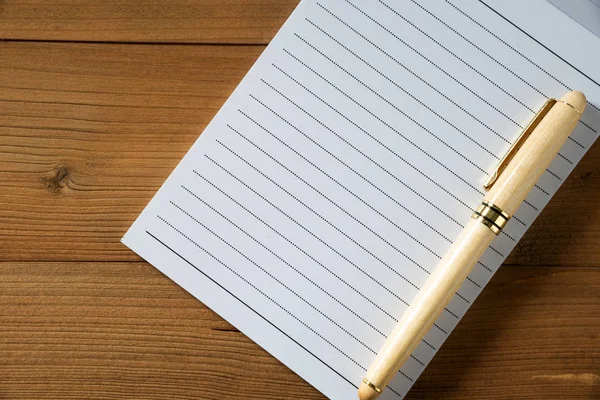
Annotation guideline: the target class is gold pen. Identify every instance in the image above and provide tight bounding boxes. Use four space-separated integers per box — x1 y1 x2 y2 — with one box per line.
359 91 586 400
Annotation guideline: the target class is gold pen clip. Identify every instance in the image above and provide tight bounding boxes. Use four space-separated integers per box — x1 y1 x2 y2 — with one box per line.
483 98 557 190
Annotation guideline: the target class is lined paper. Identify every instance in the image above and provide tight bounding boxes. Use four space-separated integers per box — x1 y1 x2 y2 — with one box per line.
122 1 600 398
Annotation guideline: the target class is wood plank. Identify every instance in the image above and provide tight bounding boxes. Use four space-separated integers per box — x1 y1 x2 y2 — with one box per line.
0 0 299 44
0 262 598 399
0 41 262 261
0 41 599 265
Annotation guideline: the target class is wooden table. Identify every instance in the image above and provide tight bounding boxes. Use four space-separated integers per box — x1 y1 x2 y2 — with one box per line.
1 2 598 399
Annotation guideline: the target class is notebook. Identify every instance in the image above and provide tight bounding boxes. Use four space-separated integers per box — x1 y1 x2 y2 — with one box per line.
122 0 600 398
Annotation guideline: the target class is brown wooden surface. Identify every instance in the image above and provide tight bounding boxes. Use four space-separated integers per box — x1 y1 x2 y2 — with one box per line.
0 4 599 400
0 0 299 44
1 263 598 399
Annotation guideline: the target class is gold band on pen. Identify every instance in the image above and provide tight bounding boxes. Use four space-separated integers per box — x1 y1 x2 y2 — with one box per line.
362 378 382 393
471 201 510 235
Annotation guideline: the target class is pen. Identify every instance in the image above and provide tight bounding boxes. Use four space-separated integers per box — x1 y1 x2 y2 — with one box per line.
359 90 586 400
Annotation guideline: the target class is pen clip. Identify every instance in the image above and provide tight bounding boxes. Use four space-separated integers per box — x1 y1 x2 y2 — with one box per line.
483 98 557 190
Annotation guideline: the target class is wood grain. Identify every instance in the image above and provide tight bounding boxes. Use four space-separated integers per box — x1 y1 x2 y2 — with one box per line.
1 262 598 399
0 0 299 44
0 41 262 261
0 3 598 400
0 41 599 265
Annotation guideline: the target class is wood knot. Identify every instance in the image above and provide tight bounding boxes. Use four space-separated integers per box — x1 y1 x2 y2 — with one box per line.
578 170 594 190
41 165 71 194
580 170 593 181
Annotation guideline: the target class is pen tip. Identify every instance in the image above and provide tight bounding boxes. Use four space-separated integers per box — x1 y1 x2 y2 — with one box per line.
561 91 587 115
358 382 381 400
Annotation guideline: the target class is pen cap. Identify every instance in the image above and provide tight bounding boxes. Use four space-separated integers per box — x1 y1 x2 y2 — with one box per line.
484 91 586 216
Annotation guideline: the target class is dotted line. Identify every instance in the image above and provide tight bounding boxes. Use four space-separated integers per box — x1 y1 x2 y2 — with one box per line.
501 230 517 242
226 123 429 283
478 261 493 273
206 150 458 338
512 215 527 226
314 4 556 206
535 184 550 196
432 0 597 137
306 14 498 167
454 292 471 304
204 155 415 305
157 215 366 370
371 0 577 180
261 76 486 196
388 386 404 397
402 0 547 99
489 246 505 258
297 24 510 147
354 0 534 112
579 121 597 135
192 170 401 323
180 185 389 338
285 44 521 249
445 0 600 119
192 170 436 367
556 152 574 165
546 169 562 181
446 307 460 320
245 98 452 255
255 76 469 225
444 0 567 90
422 339 437 351
259 77 496 279
170 200 380 355
243 102 490 305
250 94 490 304
466 277 481 289
331 1 525 129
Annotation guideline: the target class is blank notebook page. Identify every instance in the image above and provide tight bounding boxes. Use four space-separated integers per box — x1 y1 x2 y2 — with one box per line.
122 0 600 398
